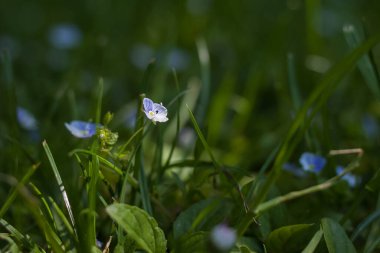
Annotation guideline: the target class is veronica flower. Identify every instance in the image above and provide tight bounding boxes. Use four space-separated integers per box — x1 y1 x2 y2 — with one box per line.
17 107 38 131
299 152 326 173
49 23 82 49
336 166 358 188
65 120 98 138
143 97 168 124
210 224 237 251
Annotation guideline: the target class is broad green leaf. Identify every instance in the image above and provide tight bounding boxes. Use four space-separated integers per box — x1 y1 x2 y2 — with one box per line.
266 224 314 253
173 231 209 253
321 218 356 253
106 203 166 253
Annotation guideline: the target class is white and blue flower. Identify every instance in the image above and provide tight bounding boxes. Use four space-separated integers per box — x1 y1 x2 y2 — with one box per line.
65 120 98 138
143 97 168 123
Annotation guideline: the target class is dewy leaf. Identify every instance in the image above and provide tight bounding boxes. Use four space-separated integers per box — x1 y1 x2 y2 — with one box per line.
106 203 166 253
321 218 357 253
266 223 314 253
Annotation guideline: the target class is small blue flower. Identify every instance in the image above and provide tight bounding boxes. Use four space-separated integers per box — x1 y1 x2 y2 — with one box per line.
17 107 38 131
49 23 82 49
143 97 168 123
210 224 237 251
336 166 358 188
299 152 326 173
65 121 98 138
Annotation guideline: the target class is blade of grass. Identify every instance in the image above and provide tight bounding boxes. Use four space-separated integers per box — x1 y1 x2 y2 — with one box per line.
301 229 323 253
0 163 40 219
48 197 77 249
343 24 380 100
6 175 65 252
287 52 302 110
164 69 181 169
0 218 34 248
351 208 380 241
29 182 55 229
42 140 76 235
207 71 234 144
85 141 100 249
95 78 104 124
134 94 152 215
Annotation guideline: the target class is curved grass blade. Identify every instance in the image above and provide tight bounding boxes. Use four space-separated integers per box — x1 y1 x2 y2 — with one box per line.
0 163 40 219
302 229 323 253
351 208 380 241
42 140 76 236
164 69 181 169
135 94 152 215
343 24 380 100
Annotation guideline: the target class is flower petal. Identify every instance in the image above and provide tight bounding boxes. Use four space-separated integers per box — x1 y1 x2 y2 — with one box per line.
65 120 97 138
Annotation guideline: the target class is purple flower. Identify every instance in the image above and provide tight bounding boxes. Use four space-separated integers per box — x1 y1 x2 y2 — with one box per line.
65 121 98 138
210 224 237 251
17 107 38 131
336 166 358 188
143 98 168 123
299 152 326 173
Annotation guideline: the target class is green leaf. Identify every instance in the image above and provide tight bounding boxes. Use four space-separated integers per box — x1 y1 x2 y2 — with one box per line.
173 231 209 253
106 203 166 253
266 223 314 253
321 218 357 253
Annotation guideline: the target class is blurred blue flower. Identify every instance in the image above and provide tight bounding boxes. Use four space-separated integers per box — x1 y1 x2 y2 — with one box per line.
129 43 154 69
49 23 82 49
362 114 379 140
299 152 326 173
65 121 98 138
166 48 190 71
336 166 358 188
17 107 38 131
210 224 236 251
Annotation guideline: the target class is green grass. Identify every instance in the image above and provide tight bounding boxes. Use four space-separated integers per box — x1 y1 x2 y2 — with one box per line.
1 1 380 252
